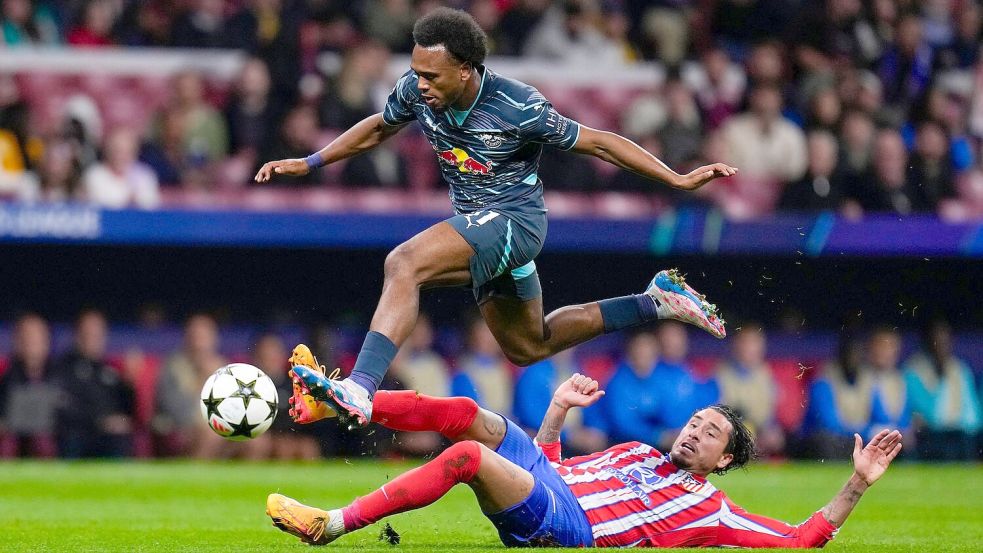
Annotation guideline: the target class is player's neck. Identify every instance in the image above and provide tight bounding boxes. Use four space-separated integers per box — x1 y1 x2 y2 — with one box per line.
450 67 482 111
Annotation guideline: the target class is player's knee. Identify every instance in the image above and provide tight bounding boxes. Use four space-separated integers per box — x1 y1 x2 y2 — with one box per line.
383 244 420 283
502 343 547 367
440 440 483 482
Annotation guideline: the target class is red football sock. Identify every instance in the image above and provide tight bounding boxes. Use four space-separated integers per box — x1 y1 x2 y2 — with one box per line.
341 440 482 531
370 390 479 439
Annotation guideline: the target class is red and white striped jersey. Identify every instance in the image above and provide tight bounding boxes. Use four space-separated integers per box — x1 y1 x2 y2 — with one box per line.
549 441 837 548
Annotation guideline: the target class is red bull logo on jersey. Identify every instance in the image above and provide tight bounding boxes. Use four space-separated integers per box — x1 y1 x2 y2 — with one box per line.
436 147 495 175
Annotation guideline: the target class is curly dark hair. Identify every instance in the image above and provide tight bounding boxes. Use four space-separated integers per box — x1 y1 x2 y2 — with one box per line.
412 7 488 66
708 404 756 475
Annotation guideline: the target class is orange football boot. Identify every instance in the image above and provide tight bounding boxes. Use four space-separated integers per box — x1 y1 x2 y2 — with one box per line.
287 344 338 423
266 493 343 545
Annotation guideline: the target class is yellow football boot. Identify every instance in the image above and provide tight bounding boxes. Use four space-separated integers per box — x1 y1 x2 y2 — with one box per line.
287 344 338 423
266 493 343 545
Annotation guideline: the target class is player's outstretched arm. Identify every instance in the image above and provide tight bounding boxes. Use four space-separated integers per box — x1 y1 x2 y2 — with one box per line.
820 429 902 527
254 113 406 182
570 126 737 191
535 373 604 461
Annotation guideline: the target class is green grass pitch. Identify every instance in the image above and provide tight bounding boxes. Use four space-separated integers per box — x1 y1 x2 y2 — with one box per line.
1 460 980 552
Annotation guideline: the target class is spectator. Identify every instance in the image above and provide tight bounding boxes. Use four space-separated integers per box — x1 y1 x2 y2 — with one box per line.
601 330 662 444
66 0 116 47
903 320 982 460
81 128 160 209
788 0 873 77
523 0 623 65
255 332 320 460
716 83 808 217
319 41 392 130
361 0 416 52
225 57 283 160
497 0 550 56
908 121 956 211
0 75 35 199
805 87 842 132
714 323 784 457
158 71 228 170
153 313 226 456
389 314 451 456
838 109 876 191
170 0 230 49
258 105 323 186
113 0 173 47
55 309 135 458
850 129 917 214
513 347 607 456
653 321 719 450
682 47 746 130
878 15 933 114
451 317 513 417
658 78 704 169
1 0 59 46
0 314 59 458
781 130 848 211
804 332 873 458
224 0 303 106
864 327 911 436
140 107 188 186
390 314 449 397
933 1 982 70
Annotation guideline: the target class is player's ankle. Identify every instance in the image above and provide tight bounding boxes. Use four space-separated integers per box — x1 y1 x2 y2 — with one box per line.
326 509 348 536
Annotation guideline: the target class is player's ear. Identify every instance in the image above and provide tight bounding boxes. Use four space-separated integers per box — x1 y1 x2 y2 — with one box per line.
460 61 473 81
715 453 734 472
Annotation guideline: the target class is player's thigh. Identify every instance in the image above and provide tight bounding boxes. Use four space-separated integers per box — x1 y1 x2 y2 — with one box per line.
389 221 473 286
480 294 547 355
470 443 536 514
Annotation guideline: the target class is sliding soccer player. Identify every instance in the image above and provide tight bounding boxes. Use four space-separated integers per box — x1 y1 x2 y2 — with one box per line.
269 371 901 547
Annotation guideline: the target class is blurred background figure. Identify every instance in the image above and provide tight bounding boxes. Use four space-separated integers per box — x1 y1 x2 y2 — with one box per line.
55 309 134 458
904 320 982 460
804 331 875 459
600 330 661 445
0 314 59 458
452 317 513 417
863 327 910 438
224 57 283 166
715 323 784 457
254 332 320 461
388 314 451 456
153 313 226 457
513 347 607 456
652 321 719 450
82 128 160 209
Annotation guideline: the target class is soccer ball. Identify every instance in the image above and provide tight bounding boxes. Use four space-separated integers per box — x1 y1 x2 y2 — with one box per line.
200 363 278 441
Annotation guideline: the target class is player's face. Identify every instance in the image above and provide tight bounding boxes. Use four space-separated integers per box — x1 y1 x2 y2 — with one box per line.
410 44 472 112
669 409 734 477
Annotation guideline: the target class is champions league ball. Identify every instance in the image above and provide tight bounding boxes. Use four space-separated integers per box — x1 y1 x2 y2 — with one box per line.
200 363 278 441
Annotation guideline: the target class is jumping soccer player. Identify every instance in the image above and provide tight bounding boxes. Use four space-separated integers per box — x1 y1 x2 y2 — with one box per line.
268 371 903 547
255 8 736 429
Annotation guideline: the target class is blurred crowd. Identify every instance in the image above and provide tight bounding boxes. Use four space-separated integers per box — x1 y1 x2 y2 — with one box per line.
1 1 983 218
1 309 980 462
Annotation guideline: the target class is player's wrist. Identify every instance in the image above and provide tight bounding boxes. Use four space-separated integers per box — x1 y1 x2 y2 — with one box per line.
848 471 872 490
304 152 325 170
551 396 572 410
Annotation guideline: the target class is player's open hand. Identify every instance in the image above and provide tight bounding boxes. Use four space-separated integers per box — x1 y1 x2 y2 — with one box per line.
553 373 605 409
675 163 738 190
852 429 902 487
254 158 310 182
